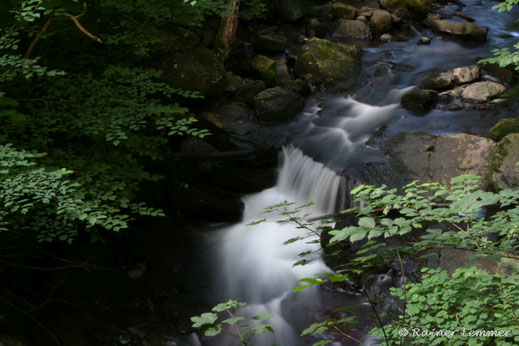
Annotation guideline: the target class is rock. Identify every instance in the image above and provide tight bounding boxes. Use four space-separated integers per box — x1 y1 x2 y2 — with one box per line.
274 56 292 83
181 137 218 153
420 65 480 90
430 19 488 42
282 79 312 96
420 71 455 90
383 132 495 186
330 19 371 40
379 0 431 19
252 87 304 124
201 104 257 137
306 18 327 38
370 9 393 34
489 133 519 190
478 61 515 85
401 89 438 114
359 6 376 18
251 55 277 84
380 33 393 42
256 34 287 53
279 0 304 22
357 15 367 22
160 47 226 98
451 65 480 84
419 36 432 44
489 117 519 140
461 81 506 102
226 74 266 102
331 2 357 19
293 37 363 91
313 3 333 21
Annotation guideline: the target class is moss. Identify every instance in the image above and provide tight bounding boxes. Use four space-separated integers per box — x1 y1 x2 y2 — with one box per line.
489 117 519 141
294 38 362 91
251 55 277 84
380 0 431 17
489 133 519 190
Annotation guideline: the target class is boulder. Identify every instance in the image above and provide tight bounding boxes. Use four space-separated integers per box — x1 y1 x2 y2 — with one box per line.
380 33 392 42
279 0 304 22
420 65 480 90
489 133 519 190
401 89 437 114
306 18 327 38
430 19 488 42
160 47 226 98
331 2 357 19
461 81 505 102
313 3 333 22
252 87 304 124
146 26 200 57
370 9 393 34
330 19 371 40
478 61 515 85
293 37 363 91
256 34 287 53
379 0 431 19
251 55 277 84
201 104 256 136
489 117 519 141
282 79 312 96
383 132 495 186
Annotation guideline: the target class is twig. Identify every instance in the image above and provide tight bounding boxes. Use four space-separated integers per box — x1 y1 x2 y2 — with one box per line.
332 325 362 344
24 16 52 58
65 2 103 43
361 285 389 345
1 297 61 346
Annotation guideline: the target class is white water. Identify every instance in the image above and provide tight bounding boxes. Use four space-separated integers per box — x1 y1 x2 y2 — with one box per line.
206 90 409 345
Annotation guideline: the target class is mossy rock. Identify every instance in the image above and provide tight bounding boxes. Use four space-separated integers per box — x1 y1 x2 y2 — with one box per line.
293 38 362 91
380 0 431 18
256 34 287 53
160 47 226 98
252 87 303 124
401 89 437 114
330 2 357 19
489 133 519 190
489 117 519 141
251 55 277 84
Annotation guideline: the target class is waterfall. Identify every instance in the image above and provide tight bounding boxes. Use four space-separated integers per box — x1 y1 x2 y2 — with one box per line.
205 89 409 345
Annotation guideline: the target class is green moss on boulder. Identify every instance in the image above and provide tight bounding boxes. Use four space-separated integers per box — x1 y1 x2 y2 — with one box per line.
256 34 287 53
251 55 277 84
293 38 362 91
160 47 226 98
489 118 519 141
489 133 519 190
252 87 303 124
380 0 431 18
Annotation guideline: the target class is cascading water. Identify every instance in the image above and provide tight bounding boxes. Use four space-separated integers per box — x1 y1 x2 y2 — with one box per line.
204 91 407 346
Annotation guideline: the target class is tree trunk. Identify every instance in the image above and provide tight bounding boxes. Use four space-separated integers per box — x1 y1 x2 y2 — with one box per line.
215 1 239 61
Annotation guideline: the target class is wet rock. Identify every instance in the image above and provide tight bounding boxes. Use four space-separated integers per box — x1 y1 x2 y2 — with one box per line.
330 19 371 40
489 117 519 140
383 132 495 186
279 0 304 22
451 65 480 84
274 56 292 83
200 104 256 136
379 0 431 19
160 47 226 98
251 55 277 84
401 88 437 114
370 9 393 34
461 81 506 102
331 2 357 19
419 36 432 44
256 34 287 53
489 133 519 190
430 19 488 42
420 65 480 90
380 33 393 42
306 18 327 38
294 37 363 91
282 79 312 96
252 87 304 124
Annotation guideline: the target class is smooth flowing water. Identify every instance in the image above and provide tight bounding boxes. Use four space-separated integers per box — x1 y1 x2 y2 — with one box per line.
202 1 519 345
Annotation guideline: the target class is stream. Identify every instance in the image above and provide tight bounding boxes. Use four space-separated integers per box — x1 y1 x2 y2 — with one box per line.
198 1 519 345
